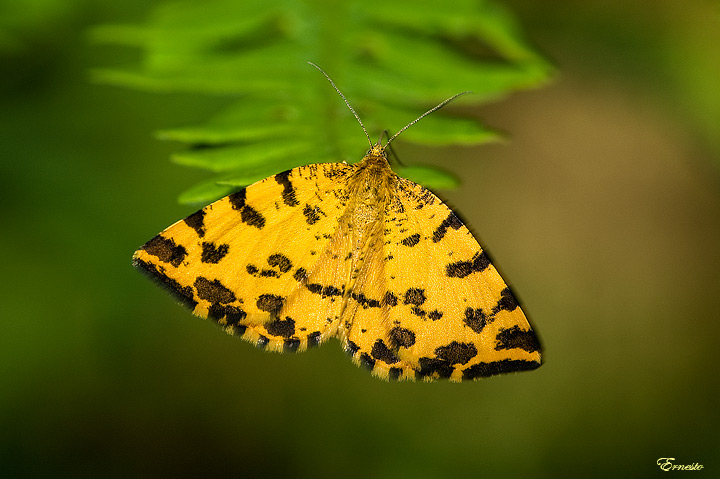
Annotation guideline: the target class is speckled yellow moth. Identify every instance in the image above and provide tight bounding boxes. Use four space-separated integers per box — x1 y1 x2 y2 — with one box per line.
133 63 542 381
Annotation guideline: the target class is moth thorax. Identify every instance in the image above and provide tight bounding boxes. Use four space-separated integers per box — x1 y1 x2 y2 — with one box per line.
356 163 393 206
361 148 389 168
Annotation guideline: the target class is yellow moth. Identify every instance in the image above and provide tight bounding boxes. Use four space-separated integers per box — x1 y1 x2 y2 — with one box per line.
133 64 542 381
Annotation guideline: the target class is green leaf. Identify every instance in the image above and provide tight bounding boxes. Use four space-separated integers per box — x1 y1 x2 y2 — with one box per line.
92 0 553 202
395 165 460 190
176 176 239 206
171 140 315 173
156 99 303 144
366 102 501 146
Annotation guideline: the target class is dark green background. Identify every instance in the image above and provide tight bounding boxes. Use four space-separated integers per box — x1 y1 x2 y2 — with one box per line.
2 1 718 477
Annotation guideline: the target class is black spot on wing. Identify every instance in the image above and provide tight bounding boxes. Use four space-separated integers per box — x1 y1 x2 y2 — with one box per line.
351 292 381 309
403 288 426 306
267 253 292 273
201 242 229 264
324 285 342 296
388 367 402 381
435 341 478 365
194 277 236 304
256 294 284 316
446 252 490 278
428 310 443 321
265 316 296 338
293 268 308 282
400 233 420 247
247 254 293 278
228 188 247 209
246 264 280 278
284 338 300 352
256 335 270 349
183 209 206 237
141 235 187 267
228 189 266 229
345 340 360 356
432 212 463 243
359 353 376 371
241 205 266 229
133 258 197 310
418 357 454 379
307 331 321 348
383 292 398 307
389 327 416 348
208 304 247 325
462 359 541 379
275 170 299 207
303 204 322 225
464 307 490 334
305 283 343 297
495 326 541 353
371 339 399 364
492 287 519 314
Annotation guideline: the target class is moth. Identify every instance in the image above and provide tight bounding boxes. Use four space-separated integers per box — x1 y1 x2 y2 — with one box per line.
133 63 542 381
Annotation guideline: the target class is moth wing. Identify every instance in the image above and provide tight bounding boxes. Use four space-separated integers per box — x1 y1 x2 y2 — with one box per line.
133 162 357 352
344 177 542 381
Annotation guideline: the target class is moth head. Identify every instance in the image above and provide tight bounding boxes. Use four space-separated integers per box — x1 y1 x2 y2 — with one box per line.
366 142 387 159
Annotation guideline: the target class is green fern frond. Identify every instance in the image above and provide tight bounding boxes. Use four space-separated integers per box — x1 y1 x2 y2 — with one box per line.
92 0 552 204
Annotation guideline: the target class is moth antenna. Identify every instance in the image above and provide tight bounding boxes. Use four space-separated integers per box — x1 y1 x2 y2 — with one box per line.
386 91 472 146
308 62 373 148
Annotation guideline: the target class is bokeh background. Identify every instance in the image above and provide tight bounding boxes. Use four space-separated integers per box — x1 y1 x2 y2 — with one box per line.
2 1 719 477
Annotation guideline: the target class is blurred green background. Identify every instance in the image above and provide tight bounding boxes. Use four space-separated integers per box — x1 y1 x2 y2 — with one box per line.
1 0 719 477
